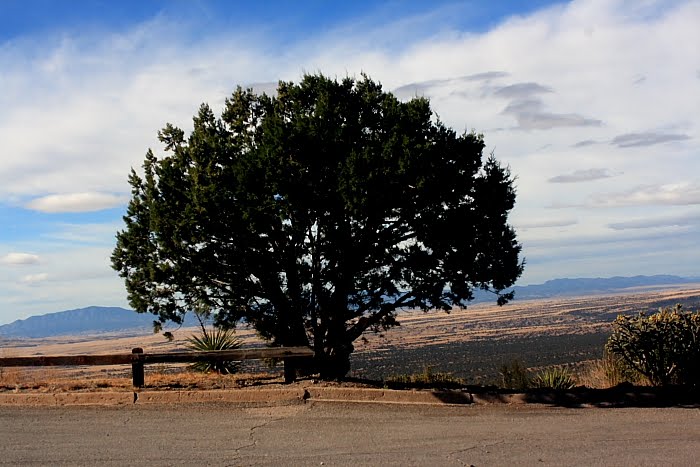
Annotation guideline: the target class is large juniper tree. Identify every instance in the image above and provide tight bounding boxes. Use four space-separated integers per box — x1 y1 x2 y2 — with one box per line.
112 74 523 378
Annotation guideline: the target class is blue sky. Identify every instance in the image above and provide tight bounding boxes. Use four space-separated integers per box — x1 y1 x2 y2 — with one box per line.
0 1 557 40
1 0 699 324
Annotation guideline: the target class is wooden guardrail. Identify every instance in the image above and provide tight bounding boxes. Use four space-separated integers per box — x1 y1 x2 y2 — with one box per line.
0 346 315 387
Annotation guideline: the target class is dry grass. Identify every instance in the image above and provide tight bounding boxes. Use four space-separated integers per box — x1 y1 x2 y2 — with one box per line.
0 326 283 392
0 345 289 392
576 355 645 389
0 367 94 392
0 364 288 393
386 366 465 387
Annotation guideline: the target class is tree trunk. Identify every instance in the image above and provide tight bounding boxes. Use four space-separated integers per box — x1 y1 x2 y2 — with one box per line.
315 315 353 379
316 340 353 380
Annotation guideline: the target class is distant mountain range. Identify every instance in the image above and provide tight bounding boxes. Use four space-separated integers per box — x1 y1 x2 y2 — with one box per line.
475 274 700 302
0 306 200 339
1 275 698 338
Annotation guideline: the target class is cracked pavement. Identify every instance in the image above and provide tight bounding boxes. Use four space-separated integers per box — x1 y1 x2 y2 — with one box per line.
1 402 699 465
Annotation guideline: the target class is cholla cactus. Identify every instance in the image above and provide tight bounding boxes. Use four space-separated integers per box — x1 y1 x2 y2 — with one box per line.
606 304 700 387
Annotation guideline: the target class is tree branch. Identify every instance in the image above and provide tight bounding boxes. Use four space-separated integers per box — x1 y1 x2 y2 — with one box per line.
346 292 413 342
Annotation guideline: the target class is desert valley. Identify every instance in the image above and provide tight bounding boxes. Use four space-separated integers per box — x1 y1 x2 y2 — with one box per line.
2 283 700 390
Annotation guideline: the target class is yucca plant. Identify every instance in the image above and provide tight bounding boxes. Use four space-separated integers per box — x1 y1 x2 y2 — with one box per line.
531 366 576 390
186 327 242 374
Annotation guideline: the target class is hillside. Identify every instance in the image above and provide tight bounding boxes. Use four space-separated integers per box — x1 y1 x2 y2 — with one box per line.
0 307 155 338
0 306 199 339
473 274 700 302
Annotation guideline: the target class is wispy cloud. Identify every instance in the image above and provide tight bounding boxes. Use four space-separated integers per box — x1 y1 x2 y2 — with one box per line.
608 212 700 230
392 71 509 99
572 139 601 148
493 82 552 99
516 219 578 230
42 222 122 244
20 273 49 284
0 253 40 265
611 132 691 148
501 98 602 130
548 169 614 183
25 193 126 213
590 183 700 207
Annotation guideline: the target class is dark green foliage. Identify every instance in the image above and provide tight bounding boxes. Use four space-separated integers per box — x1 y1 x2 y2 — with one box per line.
606 304 700 387
499 360 531 390
531 366 576 390
185 328 242 374
111 73 523 379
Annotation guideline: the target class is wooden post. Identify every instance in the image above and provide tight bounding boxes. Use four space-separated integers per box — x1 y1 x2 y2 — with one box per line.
131 348 144 388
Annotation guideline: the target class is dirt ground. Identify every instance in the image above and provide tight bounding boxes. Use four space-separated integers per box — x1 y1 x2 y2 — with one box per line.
2 285 700 394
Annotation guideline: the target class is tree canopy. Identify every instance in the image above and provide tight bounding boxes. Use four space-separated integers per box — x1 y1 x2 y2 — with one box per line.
111 74 523 378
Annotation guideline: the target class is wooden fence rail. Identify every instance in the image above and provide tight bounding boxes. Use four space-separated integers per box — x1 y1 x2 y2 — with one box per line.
0 346 314 387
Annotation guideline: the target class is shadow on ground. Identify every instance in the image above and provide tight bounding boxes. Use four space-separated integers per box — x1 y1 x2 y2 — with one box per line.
340 377 700 408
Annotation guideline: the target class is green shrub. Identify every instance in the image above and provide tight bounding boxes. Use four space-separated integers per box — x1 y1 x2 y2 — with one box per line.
499 360 531 390
606 304 700 387
186 328 242 375
531 366 576 390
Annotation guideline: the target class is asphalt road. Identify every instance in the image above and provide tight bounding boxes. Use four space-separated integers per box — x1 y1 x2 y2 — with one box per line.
1 402 699 466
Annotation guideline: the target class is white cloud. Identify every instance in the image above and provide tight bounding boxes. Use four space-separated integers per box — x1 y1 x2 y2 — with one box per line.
572 139 601 148
609 212 700 230
493 82 552 99
42 222 123 244
2 0 698 205
548 168 615 183
25 192 126 213
500 95 603 131
393 72 510 100
516 219 578 230
590 183 700 207
611 132 691 148
20 273 48 284
1 0 700 322
0 253 40 265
